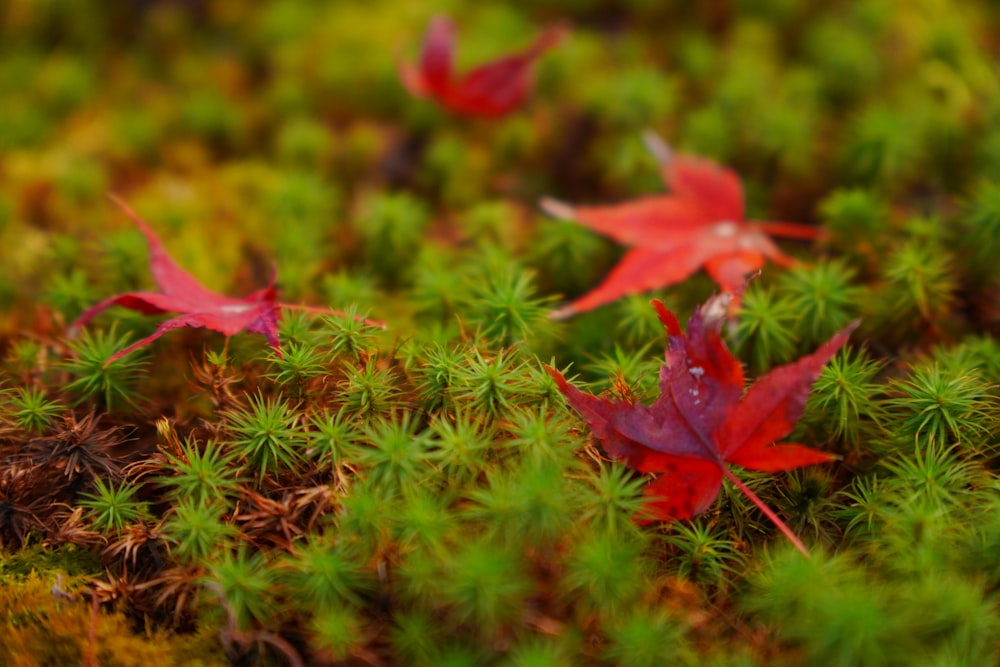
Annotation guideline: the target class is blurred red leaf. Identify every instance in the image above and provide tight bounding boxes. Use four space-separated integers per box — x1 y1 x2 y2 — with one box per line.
547 295 857 554
400 15 566 118
70 196 383 364
542 133 823 318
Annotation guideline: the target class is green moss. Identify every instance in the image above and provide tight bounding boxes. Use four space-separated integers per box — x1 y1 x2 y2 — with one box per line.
0 544 102 582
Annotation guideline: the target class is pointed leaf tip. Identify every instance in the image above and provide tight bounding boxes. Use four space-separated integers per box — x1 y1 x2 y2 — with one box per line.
813 318 862 363
106 192 145 224
842 318 862 337
542 364 569 389
641 130 674 166
107 193 143 228
540 196 577 220
699 292 734 331
650 299 681 336
531 23 570 55
548 303 575 321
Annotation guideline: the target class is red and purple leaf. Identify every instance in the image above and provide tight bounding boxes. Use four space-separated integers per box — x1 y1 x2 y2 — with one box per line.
550 296 858 554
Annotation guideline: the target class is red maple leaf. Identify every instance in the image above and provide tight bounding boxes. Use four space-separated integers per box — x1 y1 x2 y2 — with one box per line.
547 294 858 556
541 133 823 319
70 196 383 364
399 15 566 118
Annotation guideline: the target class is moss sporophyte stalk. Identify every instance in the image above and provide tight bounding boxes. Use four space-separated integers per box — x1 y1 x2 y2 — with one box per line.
2 2 1000 665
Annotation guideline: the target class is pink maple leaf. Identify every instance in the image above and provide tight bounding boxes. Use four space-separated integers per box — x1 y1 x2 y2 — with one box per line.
541 132 823 319
400 15 566 118
70 195 383 364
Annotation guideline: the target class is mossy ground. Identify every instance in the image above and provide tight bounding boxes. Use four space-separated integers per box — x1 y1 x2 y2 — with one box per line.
2 1 1000 665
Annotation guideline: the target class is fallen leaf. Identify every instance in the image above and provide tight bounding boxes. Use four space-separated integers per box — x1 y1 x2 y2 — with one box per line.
542 132 823 318
400 15 566 118
547 294 857 555
70 195 383 364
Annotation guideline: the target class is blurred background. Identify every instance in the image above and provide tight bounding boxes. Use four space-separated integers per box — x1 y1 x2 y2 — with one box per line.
1 0 997 337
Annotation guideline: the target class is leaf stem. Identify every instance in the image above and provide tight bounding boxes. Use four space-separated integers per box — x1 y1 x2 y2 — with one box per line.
722 467 810 558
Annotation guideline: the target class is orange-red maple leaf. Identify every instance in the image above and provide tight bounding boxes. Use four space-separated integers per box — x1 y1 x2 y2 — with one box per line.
400 15 566 118
70 196 383 364
542 133 822 319
547 294 857 555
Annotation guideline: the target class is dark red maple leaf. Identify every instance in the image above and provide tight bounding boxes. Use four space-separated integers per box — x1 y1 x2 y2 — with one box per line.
70 195 383 364
541 133 823 319
547 294 858 556
399 15 566 118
